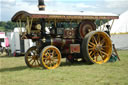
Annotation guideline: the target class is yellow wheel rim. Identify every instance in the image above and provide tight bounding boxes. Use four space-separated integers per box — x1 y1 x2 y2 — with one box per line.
25 46 40 67
88 32 112 64
41 46 61 69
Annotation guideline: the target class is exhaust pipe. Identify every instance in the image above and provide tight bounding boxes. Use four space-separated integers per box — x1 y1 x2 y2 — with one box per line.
38 0 45 11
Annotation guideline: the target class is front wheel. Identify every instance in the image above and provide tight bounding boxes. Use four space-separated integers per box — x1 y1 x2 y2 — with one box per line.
82 31 112 64
40 46 61 69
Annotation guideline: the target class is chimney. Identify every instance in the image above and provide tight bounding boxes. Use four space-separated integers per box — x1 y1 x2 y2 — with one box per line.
38 0 45 11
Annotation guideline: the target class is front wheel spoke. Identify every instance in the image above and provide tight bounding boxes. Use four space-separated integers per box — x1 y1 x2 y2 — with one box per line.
49 61 53 67
44 58 49 63
53 59 58 63
52 56 58 59
47 60 51 66
46 52 50 57
51 60 56 66
43 57 48 60
52 50 55 56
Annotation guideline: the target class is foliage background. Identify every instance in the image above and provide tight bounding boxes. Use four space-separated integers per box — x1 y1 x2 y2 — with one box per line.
0 21 17 32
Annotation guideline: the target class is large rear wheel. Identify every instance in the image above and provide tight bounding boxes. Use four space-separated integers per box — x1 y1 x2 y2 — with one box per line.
25 46 41 67
82 31 112 64
40 46 61 69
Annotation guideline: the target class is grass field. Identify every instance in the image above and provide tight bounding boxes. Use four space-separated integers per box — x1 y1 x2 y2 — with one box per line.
0 50 128 85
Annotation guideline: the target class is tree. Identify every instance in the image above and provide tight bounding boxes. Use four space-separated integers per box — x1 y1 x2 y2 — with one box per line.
0 21 6 27
0 21 17 31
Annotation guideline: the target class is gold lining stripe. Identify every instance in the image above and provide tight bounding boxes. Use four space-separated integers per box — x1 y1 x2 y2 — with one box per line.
62 39 66 47
38 5 45 8
72 39 75 43
51 38 53 45
111 32 128 35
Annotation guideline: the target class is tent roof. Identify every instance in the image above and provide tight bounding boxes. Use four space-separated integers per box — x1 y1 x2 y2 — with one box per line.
97 10 128 34
110 10 128 34
12 11 119 22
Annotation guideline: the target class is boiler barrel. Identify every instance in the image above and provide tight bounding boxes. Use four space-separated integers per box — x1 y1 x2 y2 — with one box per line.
41 38 75 47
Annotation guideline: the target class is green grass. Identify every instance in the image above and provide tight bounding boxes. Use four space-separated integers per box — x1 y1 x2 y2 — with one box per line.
0 50 128 85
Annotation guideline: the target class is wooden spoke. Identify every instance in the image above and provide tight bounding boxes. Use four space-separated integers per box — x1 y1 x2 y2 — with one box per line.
99 51 104 60
89 50 93 55
43 56 48 59
97 34 101 44
34 60 37 66
28 58 33 63
27 56 32 59
25 46 41 67
89 42 96 47
100 38 105 45
95 55 98 61
88 44 93 47
37 60 40 65
84 31 112 64
100 51 108 56
102 46 110 48
90 51 96 57
88 48 94 51
31 60 35 65
92 36 97 44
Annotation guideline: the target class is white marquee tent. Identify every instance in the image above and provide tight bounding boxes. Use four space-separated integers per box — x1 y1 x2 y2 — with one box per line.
110 10 128 34
98 10 128 50
111 10 128 50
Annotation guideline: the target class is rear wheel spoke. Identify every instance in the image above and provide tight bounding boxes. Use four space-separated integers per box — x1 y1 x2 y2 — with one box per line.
83 32 112 64
88 47 94 51
92 36 98 44
99 51 104 60
100 51 108 56
95 56 98 61
101 38 105 45
89 42 96 47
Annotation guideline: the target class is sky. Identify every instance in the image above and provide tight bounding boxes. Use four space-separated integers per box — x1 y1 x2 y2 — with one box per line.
0 0 128 21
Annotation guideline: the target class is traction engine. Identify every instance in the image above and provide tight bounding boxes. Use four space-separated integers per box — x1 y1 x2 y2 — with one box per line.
11 0 119 69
